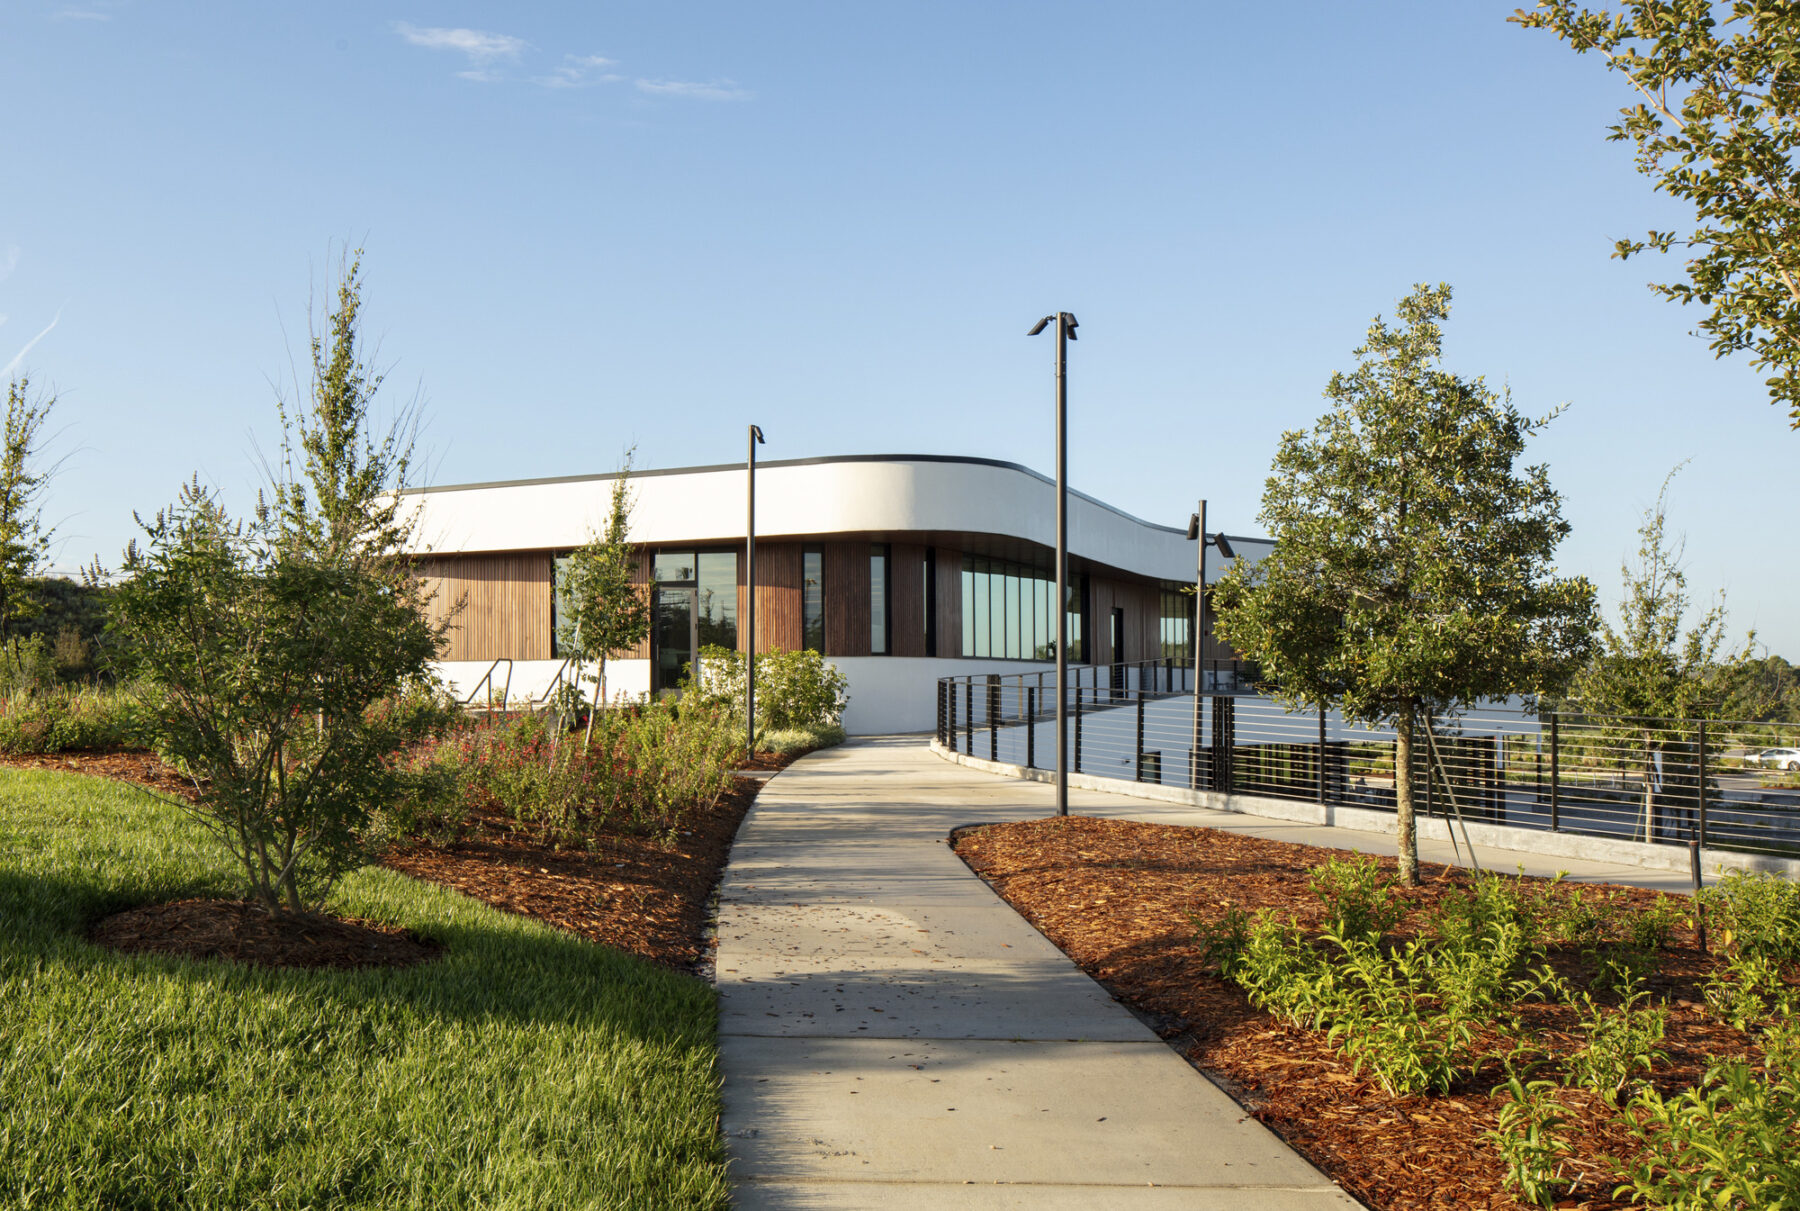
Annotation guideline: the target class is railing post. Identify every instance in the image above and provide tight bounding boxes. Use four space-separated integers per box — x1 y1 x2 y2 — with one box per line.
964 681 973 756
1026 686 1037 769
946 680 955 746
1317 706 1327 806
1191 679 1204 790
1135 688 1147 782
1549 712 1561 833
988 674 1000 762
1697 718 1708 849
1073 681 1084 775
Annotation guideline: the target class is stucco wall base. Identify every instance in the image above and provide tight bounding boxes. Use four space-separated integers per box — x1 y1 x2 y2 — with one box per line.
930 741 1800 882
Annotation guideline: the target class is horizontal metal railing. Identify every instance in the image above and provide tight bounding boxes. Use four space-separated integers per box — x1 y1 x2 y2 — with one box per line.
931 669 1800 861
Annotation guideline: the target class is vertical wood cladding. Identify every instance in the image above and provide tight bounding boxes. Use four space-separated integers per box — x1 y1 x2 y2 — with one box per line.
744 541 803 652
824 542 871 657
935 547 962 659
889 542 927 658
1088 576 1159 666
623 548 654 661
415 553 553 662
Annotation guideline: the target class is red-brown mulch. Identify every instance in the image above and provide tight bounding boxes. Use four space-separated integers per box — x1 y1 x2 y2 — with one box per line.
18 744 801 975
0 748 199 802
91 898 442 970
380 753 801 972
952 815 1764 1211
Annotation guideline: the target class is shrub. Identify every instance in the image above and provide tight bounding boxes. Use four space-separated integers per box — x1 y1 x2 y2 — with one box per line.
1308 853 1404 941
0 633 56 694
1487 1075 1575 1209
0 684 142 754
760 722 846 755
1565 984 1669 1102
690 644 849 733
1700 871 1800 963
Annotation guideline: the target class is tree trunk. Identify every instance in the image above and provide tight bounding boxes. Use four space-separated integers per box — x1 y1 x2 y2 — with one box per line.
1395 699 1420 886
583 655 604 754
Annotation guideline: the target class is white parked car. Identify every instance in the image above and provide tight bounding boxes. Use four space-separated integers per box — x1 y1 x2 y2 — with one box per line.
1745 747 1800 771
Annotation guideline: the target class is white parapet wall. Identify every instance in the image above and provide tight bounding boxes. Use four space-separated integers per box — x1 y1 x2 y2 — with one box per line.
930 740 1800 882
434 658 651 708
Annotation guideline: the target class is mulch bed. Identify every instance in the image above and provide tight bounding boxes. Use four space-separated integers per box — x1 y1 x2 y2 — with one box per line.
952 815 1760 1211
18 746 798 975
0 748 200 802
91 898 442 970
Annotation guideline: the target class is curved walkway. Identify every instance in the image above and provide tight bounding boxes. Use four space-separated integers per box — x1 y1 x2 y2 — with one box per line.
715 737 1361 1209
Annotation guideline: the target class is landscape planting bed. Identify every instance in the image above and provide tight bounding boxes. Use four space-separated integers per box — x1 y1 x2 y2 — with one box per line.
952 815 1779 1211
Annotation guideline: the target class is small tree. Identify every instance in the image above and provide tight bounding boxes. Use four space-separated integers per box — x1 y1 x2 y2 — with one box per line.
1214 284 1599 884
112 254 447 916
114 483 442 913
1570 469 1762 838
0 377 60 641
556 457 652 748
1514 2 1800 424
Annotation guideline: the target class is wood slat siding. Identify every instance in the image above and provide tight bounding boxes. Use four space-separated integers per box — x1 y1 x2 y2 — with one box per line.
623 548 654 661
935 547 962 659
824 542 871 657
745 542 803 652
1088 576 1159 666
416 553 553 662
889 542 927 658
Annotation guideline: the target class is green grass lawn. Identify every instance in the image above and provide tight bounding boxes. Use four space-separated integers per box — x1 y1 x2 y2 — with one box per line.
0 768 730 1210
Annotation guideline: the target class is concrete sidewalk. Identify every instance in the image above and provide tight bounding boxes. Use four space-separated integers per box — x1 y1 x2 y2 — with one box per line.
714 737 1692 1209
715 737 1362 1209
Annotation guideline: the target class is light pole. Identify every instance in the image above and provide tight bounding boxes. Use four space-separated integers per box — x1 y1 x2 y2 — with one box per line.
1028 311 1077 816
1186 503 1234 784
746 424 765 753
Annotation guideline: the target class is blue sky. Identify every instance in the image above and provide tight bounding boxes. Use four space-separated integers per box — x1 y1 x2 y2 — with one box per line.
4 2 1796 653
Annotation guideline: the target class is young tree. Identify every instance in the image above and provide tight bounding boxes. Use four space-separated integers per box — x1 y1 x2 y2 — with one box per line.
1570 469 1762 838
274 249 419 565
114 483 442 913
0 377 60 640
1214 284 1599 884
112 254 448 916
1514 2 1800 424
555 457 652 748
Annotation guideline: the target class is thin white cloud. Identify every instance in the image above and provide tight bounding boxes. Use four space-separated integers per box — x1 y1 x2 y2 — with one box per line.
393 22 527 66
534 53 619 89
3 310 62 380
52 7 112 20
634 77 751 101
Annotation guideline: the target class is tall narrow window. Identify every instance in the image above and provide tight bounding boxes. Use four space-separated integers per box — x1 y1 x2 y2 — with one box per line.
870 543 891 655
802 548 825 653
923 548 938 658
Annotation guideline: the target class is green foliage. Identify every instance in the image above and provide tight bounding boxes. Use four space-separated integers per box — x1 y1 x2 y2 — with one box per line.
1615 1028 1800 1208
1213 283 1598 882
0 632 56 694
1515 1 1800 425
0 767 731 1209
1699 869 1800 962
1192 905 1254 978
0 684 142 754
0 377 59 640
1703 948 1796 1033
1572 469 1761 740
1566 984 1669 1101
1307 853 1405 941
555 453 652 717
760 722 847 755
113 483 446 913
1488 1074 1576 1208
691 643 850 732
413 698 742 842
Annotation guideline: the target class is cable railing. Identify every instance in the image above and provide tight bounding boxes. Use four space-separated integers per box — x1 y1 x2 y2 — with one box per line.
932 665 1800 861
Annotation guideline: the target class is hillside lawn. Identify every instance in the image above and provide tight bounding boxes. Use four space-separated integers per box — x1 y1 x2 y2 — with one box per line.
0 767 731 1210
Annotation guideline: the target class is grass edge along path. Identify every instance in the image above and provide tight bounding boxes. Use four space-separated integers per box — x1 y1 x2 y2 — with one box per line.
0 766 731 1210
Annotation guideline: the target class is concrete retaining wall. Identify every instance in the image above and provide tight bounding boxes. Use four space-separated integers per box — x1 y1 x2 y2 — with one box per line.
929 741 1800 881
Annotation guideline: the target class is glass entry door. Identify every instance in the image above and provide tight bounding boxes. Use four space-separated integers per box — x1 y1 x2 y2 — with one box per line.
654 587 694 697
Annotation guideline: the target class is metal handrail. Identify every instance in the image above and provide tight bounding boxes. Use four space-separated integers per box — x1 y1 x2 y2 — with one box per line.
527 656 578 713
460 658 514 712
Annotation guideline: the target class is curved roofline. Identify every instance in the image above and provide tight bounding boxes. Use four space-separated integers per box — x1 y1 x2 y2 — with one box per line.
404 452 1200 537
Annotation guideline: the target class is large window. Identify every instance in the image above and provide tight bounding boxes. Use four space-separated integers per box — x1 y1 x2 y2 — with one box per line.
802 548 825 653
1159 584 1194 663
870 543 890 655
647 548 739 695
959 554 1084 662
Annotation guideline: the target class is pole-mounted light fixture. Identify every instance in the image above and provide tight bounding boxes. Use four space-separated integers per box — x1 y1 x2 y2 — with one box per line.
1187 504 1234 784
746 424 765 753
1029 312 1077 816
